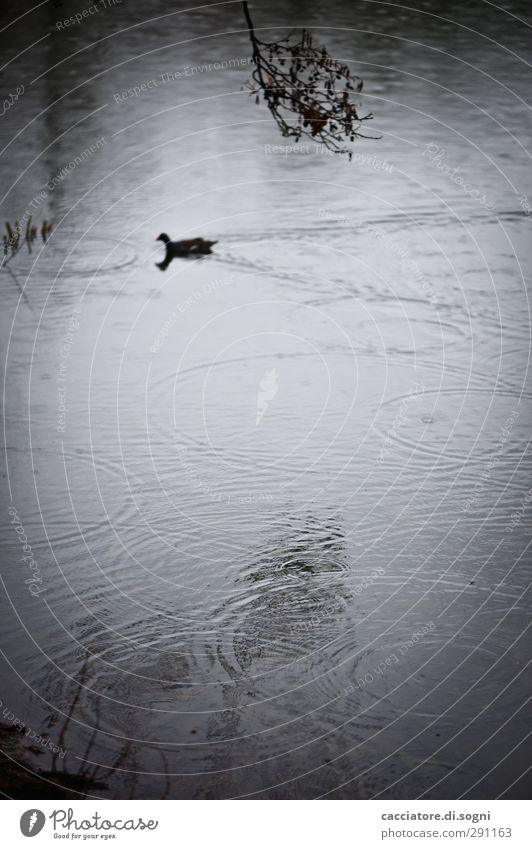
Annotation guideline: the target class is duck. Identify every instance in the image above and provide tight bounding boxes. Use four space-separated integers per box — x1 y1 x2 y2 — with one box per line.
155 233 218 270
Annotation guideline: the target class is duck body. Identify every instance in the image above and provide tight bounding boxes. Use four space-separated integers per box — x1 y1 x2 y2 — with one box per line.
156 233 218 269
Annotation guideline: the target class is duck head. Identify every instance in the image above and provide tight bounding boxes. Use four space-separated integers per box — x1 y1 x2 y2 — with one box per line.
156 233 171 244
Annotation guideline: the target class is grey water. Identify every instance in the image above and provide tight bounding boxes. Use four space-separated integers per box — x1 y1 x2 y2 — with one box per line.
0 0 531 799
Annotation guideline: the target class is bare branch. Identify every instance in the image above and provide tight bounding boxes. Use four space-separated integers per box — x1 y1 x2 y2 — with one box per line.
242 1 378 159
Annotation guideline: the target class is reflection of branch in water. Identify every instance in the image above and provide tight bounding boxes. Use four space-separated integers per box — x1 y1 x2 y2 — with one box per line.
248 512 349 582
51 658 89 775
1 262 32 310
0 674 108 799
78 692 104 784
209 513 353 685
43 658 136 797
156 748 171 800
1 217 54 311
2 663 143 797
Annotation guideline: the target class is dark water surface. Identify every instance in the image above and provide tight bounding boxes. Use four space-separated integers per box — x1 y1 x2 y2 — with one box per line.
0 0 531 798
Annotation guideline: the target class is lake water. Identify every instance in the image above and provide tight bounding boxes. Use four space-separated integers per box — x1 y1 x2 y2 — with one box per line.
0 0 531 799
